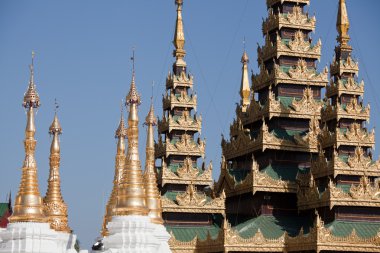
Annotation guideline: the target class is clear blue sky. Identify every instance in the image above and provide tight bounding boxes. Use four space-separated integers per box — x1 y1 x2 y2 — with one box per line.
1 0 379 249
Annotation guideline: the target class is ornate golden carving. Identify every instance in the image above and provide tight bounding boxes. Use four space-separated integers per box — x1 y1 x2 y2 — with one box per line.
266 0 310 7
166 70 194 90
330 55 359 76
322 98 370 122
155 133 205 158
162 184 225 214
287 214 380 252
223 119 318 160
252 59 328 91
326 77 364 97
259 30 321 61
298 176 380 210
320 123 375 148
163 91 197 111
161 158 213 186
158 110 202 133
240 88 322 125
263 5 315 34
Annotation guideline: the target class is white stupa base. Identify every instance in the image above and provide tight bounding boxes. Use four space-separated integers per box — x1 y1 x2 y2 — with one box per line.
101 216 171 253
151 223 171 253
0 222 78 253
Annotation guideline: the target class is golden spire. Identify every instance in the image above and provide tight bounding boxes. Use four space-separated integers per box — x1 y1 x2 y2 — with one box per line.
240 41 251 112
10 52 46 223
115 52 148 216
143 96 164 224
102 103 127 236
43 102 71 233
173 0 186 67
337 0 350 46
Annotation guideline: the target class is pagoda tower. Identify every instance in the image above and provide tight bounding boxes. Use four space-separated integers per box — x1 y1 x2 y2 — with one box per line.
289 0 380 251
43 107 72 233
101 105 127 237
100 59 170 253
0 53 78 253
154 0 225 252
215 0 328 251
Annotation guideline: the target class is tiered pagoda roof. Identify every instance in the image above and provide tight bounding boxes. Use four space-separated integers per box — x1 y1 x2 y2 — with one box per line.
155 0 225 252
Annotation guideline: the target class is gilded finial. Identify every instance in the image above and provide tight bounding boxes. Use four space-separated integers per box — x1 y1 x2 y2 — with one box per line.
143 94 163 224
337 0 350 46
44 108 71 233
49 99 62 135
173 0 186 66
102 104 127 236
240 41 251 112
23 51 40 109
126 49 141 105
10 53 46 223
115 100 127 139
116 59 148 216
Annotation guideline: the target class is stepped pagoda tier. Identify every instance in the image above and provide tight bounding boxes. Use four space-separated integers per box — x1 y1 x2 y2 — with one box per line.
215 0 327 251
154 0 225 252
293 0 380 251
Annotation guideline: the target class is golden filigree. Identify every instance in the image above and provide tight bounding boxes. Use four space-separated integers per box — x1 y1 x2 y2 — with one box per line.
253 59 328 91
287 214 380 252
321 123 375 148
258 30 321 61
155 133 205 158
290 87 323 114
158 110 202 133
162 184 225 214
163 91 197 111
330 55 359 76
166 70 194 89
263 5 315 34
326 77 365 97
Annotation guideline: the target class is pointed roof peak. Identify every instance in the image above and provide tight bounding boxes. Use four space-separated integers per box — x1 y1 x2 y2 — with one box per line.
173 0 186 65
241 50 249 64
115 102 127 138
23 51 40 108
337 0 350 45
49 99 62 135
126 50 141 105
145 101 157 126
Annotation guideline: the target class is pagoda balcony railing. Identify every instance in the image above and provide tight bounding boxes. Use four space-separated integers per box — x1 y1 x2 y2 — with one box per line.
158 112 202 134
222 119 319 161
325 78 364 97
286 215 380 252
239 88 322 126
298 177 380 210
155 133 205 158
252 59 328 92
311 147 380 179
221 160 297 198
162 92 197 111
266 0 310 7
320 124 375 149
262 5 315 34
330 56 359 76
321 100 370 122
258 31 321 62
160 157 212 186
165 71 193 90
161 184 225 214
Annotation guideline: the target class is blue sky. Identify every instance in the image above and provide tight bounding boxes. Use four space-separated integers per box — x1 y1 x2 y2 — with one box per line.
1 0 379 249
